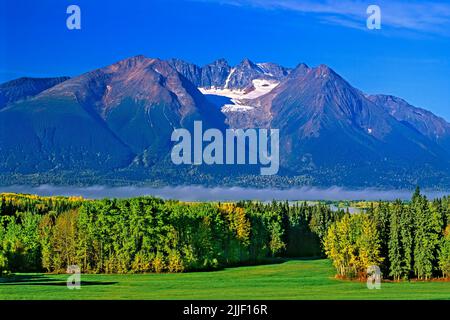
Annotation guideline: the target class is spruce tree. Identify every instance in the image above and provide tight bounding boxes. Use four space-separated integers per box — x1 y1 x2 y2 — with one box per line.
373 202 391 276
399 205 414 279
389 200 403 280
413 195 442 279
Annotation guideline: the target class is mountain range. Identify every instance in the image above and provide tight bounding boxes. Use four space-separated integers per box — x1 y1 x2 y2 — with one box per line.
1 55 449 189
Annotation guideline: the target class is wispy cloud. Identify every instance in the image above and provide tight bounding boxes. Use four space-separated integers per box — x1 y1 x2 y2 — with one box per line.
1 184 448 201
198 0 450 36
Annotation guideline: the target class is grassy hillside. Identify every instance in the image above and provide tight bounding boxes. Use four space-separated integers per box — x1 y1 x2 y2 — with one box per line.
1 259 449 300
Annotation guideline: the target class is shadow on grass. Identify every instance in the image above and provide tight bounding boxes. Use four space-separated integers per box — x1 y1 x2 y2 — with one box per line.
288 256 325 261
1 281 117 286
0 275 117 286
163 257 325 273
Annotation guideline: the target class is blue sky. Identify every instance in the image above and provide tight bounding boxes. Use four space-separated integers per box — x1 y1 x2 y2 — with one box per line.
1 0 450 119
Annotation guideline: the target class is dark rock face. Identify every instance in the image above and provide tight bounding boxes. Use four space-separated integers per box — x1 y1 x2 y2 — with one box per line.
168 58 231 88
167 58 202 87
256 62 291 79
225 58 289 90
200 58 232 88
168 58 290 91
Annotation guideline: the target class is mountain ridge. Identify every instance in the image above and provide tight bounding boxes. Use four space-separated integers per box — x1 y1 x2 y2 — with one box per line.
1 55 449 189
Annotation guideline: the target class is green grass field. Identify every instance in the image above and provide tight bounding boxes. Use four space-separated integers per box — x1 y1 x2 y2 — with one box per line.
1 259 449 300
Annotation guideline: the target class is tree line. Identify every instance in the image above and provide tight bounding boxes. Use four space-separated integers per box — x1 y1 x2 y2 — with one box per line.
0 194 341 274
1 189 449 280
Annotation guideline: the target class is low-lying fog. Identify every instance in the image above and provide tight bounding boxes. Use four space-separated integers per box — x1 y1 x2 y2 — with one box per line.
0 185 449 201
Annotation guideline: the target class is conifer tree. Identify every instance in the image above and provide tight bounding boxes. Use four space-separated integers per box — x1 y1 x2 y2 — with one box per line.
399 206 414 279
372 202 390 275
389 200 403 280
413 194 442 279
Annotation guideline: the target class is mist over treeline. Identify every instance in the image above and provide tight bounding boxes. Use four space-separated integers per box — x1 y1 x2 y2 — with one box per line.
1 185 449 201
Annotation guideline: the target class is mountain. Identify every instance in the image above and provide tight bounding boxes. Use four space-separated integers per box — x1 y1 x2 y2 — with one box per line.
367 94 450 152
257 64 449 183
0 55 449 188
0 56 224 174
0 77 69 109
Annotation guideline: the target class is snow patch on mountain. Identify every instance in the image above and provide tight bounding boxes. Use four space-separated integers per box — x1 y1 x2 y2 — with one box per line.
257 63 274 77
221 104 255 112
199 79 279 113
199 79 279 100
224 68 236 89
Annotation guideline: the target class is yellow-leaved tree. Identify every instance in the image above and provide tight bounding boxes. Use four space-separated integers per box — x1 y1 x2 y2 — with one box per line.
325 214 382 279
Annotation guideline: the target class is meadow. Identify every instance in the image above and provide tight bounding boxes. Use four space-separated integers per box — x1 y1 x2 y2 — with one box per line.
1 259 449 300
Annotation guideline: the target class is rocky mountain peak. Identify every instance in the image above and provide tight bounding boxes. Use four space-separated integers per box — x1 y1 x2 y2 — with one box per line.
209 58 230 67
239 58 258 69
